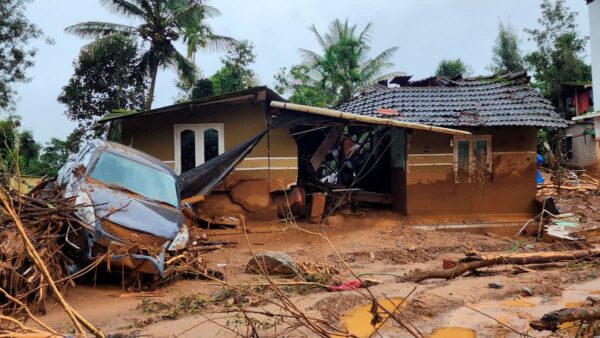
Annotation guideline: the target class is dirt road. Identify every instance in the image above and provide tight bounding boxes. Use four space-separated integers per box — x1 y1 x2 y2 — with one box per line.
37 193 600 337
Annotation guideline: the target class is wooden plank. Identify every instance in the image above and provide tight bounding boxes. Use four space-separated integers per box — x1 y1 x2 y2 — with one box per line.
310 193 326 224
310 127 343 171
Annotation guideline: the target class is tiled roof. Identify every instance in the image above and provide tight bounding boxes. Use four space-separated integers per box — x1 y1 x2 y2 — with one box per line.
335 72 567 128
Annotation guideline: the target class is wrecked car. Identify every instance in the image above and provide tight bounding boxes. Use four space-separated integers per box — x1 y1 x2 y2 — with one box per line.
54 139 188 277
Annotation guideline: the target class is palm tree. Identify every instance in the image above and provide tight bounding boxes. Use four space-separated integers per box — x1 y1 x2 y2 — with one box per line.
299 19 399 104
65 0 235 109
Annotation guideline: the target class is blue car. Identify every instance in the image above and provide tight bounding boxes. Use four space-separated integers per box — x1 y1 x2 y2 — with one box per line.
55 140 189 276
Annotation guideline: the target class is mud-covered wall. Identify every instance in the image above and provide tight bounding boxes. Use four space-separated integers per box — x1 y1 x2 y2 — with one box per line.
119 98 298 192
405 127 537 216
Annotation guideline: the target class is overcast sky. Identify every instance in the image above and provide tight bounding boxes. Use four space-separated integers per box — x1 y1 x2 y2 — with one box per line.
10 0 591 143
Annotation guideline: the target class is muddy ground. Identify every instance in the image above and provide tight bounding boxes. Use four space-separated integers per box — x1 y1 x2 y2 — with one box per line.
36 191 600 337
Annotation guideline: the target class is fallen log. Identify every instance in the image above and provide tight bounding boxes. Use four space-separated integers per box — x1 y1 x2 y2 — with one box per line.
404 249 600 283
530 305 600 331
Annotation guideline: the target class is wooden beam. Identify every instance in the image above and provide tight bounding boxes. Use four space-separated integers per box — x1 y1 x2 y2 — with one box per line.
310 127 343 171
270 101 471 136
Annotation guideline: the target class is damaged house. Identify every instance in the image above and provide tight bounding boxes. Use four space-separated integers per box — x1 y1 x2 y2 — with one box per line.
100 87 298 220
100 72 566 226
332 72 566 223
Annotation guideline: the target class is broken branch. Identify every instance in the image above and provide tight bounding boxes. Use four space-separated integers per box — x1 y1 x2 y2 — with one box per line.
404 249 600 282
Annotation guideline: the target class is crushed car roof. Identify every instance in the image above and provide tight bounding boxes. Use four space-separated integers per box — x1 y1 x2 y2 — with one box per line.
93 140 176 175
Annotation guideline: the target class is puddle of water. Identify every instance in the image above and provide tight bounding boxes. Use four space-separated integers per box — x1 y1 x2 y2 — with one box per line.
501 298 536 308
563 300 585 308
429 327 477 338
340 297 405 338
440 278 600 335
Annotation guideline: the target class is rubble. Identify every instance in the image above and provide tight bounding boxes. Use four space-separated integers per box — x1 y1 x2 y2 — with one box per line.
245 252 300 276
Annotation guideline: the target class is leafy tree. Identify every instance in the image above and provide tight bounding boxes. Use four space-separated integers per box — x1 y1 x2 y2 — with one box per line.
58 34 146 146
210 40 257 95
191 78 215 99
0 115 59 177
0 0 46 112
178 41 257 101
525 0 591 112
65 0 234 109
489 21 525 74
31 138 70 176
435 58 472 78
277 19 398 106
274 65 329 107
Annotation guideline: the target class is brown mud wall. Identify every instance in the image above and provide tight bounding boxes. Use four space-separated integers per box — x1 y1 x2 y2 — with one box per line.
406 127 537 217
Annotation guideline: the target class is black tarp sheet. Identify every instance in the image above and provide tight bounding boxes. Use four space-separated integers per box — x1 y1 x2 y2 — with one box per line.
178 111 320 198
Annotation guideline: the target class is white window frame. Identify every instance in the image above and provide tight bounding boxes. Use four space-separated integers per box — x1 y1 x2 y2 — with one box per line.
174 123 224 174
453 135 492 183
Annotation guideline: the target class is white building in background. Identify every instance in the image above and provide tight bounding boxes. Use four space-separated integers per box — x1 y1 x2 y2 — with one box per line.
571 0 600 174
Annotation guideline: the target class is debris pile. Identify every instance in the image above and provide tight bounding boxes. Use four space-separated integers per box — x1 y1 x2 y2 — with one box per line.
537 172 600 195
0 187 87 316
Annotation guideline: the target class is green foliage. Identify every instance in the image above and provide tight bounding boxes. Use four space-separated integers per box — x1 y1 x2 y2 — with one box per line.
209 41 257 95
178 41 257 101
274 65 329 107
276 19 398 106
489 21 525 74
0 115 67 177
58 34 146 149
191 78 215 99
31 138 70 176
435 58 472 78
524 0 591 113
0 0 46 112
65 0 234 109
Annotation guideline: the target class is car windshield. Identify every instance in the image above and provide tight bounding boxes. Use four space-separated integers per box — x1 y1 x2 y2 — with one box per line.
89 151 179 208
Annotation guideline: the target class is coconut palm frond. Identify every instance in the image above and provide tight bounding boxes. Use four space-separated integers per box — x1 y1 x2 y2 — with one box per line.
168 47 198 85
79 33 133 60
358 22 373 43
65 22 136 38
360 46 399 81
298 48 323 66
308 24 328 49
201 34 237 52
99 0 146 18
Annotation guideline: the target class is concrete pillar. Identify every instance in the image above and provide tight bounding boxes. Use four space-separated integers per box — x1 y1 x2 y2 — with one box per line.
590 1 600 106
589 1 600 178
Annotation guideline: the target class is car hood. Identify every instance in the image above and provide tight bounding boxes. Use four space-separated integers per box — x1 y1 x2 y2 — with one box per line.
83 181 182 240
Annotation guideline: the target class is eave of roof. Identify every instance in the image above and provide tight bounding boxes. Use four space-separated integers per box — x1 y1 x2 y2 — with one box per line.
335 71 568 129
99 86 284 123
572 111 600 121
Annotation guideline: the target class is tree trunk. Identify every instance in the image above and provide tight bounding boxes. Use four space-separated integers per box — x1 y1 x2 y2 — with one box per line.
531 306 600 331
403 249 600 283
146 61 159 110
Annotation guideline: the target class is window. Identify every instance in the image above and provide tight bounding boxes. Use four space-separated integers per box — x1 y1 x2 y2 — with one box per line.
90 151 179 207
564 136 574 160
180 129 196 172
204 128 219 162
174 124 224 174
453 135 492 183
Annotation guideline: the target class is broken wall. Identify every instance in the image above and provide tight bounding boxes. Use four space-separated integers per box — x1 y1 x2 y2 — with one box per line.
405 127 537 217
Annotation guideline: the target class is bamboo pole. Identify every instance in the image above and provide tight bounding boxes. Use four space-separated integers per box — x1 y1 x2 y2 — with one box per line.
270 101 471 136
